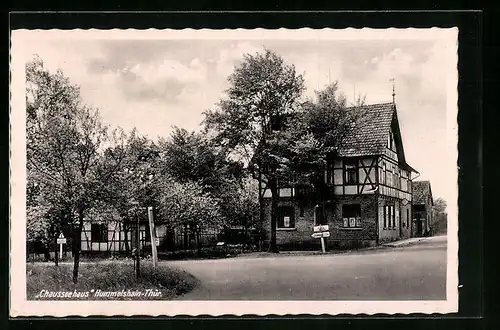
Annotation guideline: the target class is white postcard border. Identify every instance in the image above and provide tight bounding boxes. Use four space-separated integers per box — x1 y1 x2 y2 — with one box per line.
10 27 459 317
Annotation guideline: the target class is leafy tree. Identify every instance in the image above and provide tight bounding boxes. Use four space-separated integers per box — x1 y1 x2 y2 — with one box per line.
26 56 128 283
155 175 224 252
158 127 243 189
432 197 447 234
204 50 364 251
204 49 305 252
158 127 249 231
282 82 366 219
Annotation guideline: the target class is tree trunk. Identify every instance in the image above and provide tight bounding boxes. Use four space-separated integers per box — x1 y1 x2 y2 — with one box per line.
269 178 279 253
196 230 201 255
43 243 50 262
183 224 188 250
72 212 84 284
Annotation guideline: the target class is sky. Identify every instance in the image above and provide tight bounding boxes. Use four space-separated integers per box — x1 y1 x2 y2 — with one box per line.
15 29 458 205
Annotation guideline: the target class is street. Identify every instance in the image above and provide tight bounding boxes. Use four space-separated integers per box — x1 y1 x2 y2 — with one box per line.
171 235 447 300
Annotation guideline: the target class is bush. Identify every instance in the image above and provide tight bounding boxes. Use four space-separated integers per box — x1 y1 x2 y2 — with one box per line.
157 247 239 260
26 261 199 300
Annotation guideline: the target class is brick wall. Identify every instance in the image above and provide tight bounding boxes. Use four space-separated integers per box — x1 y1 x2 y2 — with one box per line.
329 195 378 248
262 198 319 250
263 195 379 250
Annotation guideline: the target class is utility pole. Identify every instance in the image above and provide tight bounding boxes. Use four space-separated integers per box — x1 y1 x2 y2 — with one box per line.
136 208 140 280
258 166 264 251
148 206 158 268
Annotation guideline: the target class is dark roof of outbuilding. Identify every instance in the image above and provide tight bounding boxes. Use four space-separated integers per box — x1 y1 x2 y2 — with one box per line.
412 180 433 205
338 102 417 173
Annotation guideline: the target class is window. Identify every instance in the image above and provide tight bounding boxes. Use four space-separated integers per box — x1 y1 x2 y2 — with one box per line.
406 209 410 228
388 131 395 151
326 162 334 184
386 165 392 187
384 205 395 229
342 204 361 228
395 168 401 189
344 160 358 185
381 162 386 185
384 206 388 228
392 206 396 228
277 206 295 229
91 223 108 242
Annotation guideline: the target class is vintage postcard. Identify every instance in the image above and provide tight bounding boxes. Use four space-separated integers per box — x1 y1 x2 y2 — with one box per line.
10 27 459 316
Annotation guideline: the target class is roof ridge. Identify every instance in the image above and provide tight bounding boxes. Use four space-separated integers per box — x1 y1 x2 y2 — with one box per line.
346 102 394 110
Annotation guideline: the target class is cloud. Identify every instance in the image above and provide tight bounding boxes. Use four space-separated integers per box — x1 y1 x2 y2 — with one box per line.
20 35 455 204
211 41 264 78
130 58 207 86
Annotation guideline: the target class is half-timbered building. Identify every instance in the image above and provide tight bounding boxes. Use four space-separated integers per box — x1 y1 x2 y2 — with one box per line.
80 217 219 255
261 102 419 249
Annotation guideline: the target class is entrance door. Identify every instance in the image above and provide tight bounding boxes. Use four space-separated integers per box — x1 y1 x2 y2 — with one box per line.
399 209 402 237
314 205 326 225
417 216 423 237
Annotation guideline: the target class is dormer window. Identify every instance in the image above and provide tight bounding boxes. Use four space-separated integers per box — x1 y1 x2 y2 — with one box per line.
387 131 394 150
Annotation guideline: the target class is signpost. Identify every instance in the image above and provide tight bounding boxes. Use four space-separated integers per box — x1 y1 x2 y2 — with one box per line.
312 225 329 253
313 225 329 232
148 206 158 268
311 232 330 239
56 233 66 259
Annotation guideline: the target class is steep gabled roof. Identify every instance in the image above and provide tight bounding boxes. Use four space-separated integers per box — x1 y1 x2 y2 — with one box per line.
412 180 433 205
338 102 417 173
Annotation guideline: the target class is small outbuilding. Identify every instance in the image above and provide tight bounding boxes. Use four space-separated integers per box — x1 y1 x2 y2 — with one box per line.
411 180 434 237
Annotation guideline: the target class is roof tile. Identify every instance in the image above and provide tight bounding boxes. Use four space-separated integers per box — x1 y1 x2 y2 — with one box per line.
412 181 432 204
338 103 394 157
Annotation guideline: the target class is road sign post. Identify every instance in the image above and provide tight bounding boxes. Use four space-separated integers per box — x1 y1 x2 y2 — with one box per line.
311 225 329 253
56 233 66 259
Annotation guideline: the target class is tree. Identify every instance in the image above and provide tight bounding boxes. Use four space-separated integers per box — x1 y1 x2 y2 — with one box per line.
158 127 244 190
158 127 247 232
106 131 162 229
282 82 366 220
204 49 305 252
432 197 447 234
26 56 128 283
156 175 224 253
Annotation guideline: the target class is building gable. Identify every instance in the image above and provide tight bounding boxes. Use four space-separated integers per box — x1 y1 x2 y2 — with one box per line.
338 102 416 174
390 108 409 168
412 181 433 205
